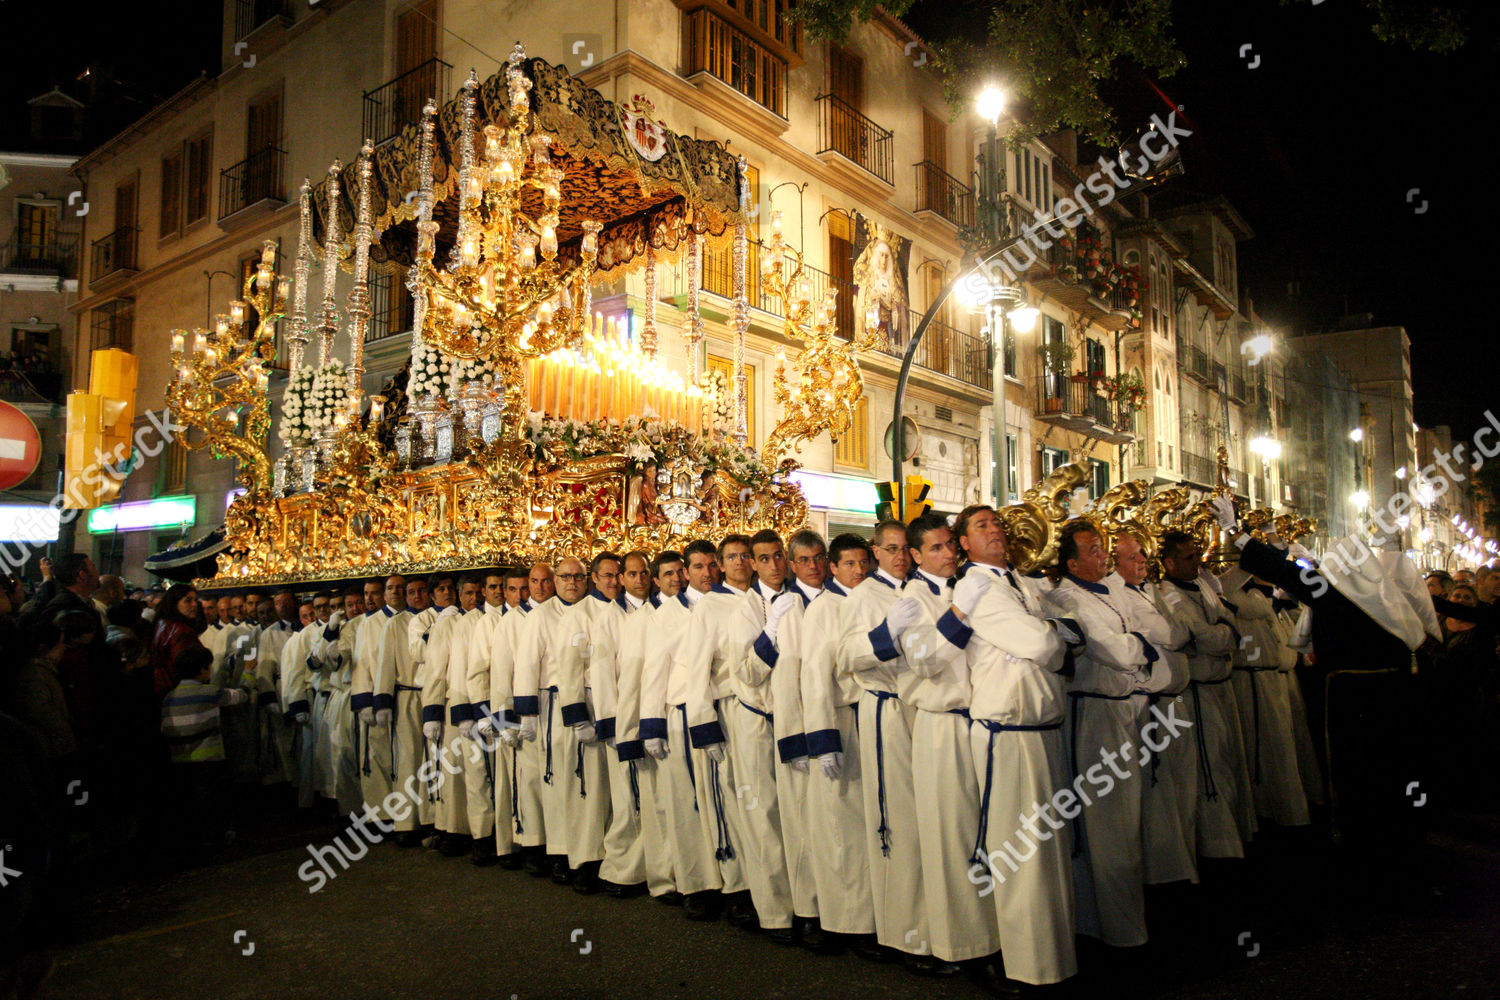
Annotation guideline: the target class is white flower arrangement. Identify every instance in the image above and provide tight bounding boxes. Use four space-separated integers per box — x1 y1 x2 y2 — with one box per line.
278 366 318 445
700 368 734 434
307 362 349 433
449 350 492 387
409 340 451 399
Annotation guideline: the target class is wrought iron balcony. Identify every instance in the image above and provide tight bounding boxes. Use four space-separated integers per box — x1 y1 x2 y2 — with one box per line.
363 58 452 147
874 310 991 391
90 227 138 284
1034 375 1135 443
1 235 78 277
1182 449 1216 487
219 146 286 221
914 160 975 228
89 299 134 353
682 8 789 118
816 94 893 184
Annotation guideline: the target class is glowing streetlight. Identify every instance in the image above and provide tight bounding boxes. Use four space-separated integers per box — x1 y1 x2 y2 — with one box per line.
976 86 1005 126
1349 489 1370 509
1249 435 1282 460
1245 333 1273 362
1349 427 1364 443
1009 304 1039 334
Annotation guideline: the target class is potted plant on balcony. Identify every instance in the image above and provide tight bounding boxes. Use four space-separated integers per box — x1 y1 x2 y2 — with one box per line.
1037 341 1073 412
1101 372 1147 411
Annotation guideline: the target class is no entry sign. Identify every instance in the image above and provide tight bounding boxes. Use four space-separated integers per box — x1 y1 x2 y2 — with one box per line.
0 401 43 491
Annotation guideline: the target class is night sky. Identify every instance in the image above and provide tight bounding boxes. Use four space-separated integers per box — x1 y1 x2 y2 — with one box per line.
5 1 1492 434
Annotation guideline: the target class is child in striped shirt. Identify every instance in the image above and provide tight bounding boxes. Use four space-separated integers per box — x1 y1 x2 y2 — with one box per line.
161 647 248 856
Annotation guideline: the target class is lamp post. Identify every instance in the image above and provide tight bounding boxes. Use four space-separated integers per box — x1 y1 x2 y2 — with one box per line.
956 276 1036 506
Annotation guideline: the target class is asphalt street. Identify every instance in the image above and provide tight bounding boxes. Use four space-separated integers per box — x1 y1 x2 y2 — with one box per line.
38 807 1500 1000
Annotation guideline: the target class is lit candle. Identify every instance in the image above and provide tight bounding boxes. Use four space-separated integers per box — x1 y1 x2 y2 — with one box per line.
370 396 386 423
276 275 292 303
540 224 557 259
528 358 544 413
230 301 245 325
171 332 185 354
203 347 218 367
215 316 230 337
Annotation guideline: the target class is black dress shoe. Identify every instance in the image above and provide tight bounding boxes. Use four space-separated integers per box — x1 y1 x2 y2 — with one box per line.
766 926 798 945
394 829 423 848
963 958 1018 995
438 834 471 858
653 890 685 907
470 839 498 867
600 879 646 898
496 853 524 870
797 918 833 953
724 892 757 929
573 862 601 895
683 891 720 921
903 953 961 976
550 857 575 885
851 936 890 962
523 851 551 877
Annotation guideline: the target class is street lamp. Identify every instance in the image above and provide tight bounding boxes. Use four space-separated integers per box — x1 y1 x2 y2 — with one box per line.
975 86 1009 243
1348 427 1364 443
1244 333 1274 364
1350 489 1370 509
1249 435 1282 460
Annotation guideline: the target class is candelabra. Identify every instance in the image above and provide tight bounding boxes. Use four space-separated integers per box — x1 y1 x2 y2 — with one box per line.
414 45 603 452
166 240 290 495
759 210 879 466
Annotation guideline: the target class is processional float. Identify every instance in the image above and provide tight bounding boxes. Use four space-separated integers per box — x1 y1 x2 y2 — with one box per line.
163 45 1314 587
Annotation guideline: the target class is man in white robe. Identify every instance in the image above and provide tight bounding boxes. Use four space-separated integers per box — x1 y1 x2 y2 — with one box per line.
476 569 530 867
419 576 476 854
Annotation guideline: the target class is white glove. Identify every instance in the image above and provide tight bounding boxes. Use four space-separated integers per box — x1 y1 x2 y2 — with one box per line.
644 738 669 760
423 720 442 741
884 597 923 638
952 573 992 616
476 717 497 739
359 707 374 726
519 715 538 742
374 708 391 728
499 726 521 748
765 592 796 643
816 752 843 780
573 721 598 745
294 711 310 725
1211 494 1238 533
329 610 345 627
1288 542 1315 565
1200 570 1224 596
459 720 476 740
789 756 809 773
1048 618 1084 646
705 742 726 763
1272 587 1294 602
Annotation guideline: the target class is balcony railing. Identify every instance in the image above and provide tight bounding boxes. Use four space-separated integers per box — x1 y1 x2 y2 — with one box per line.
682 7 788 117
1 235 78 276
90 227 138 283
235 0 291 39
219 146 286 221
873 310 992 391
699 238 857 332
1182 449 1216 486
1181 344 1210 382
816 94 893 184
363 58 452 147
1230 368 1248 402
914 160 974 229
89 299 134 353
1034 375 1109 423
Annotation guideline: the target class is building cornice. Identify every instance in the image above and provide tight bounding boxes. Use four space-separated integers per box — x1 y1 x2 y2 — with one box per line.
0 152 78 168
73 74 215 174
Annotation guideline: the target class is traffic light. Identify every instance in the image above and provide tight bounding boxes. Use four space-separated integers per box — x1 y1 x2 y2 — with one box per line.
875 474 933 523
64 349 138 509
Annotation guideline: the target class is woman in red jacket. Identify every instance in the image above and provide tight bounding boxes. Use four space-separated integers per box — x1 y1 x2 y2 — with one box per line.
150 583 206 700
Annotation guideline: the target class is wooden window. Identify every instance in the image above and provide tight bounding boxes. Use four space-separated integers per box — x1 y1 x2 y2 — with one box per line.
1084 338 1107 377
921 108 946 173
185 132 212 224
827 211 854 338
828 43 862 113
16 201 58 253
923 264 950 372
394 1 439 124
682 7 789 117
833 394 868 469
160 152 182 236
247 93 282 155
705 353 754 444
114 179 137 235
